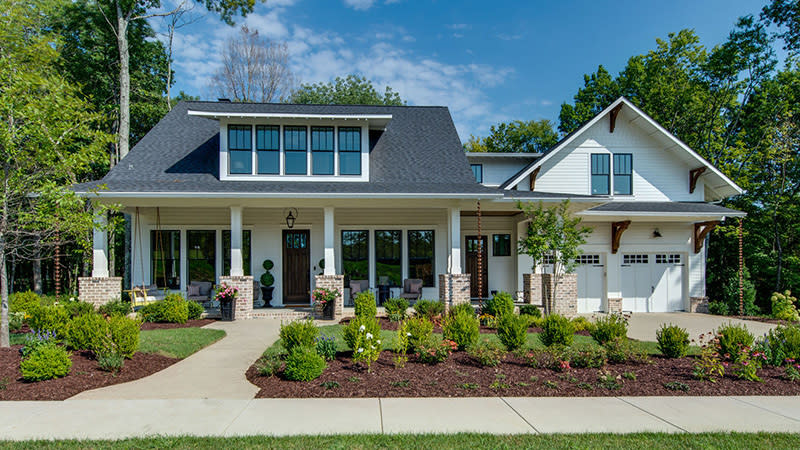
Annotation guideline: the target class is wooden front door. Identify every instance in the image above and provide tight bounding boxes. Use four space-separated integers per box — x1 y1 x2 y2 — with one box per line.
465 235 488 299
282 229 310 304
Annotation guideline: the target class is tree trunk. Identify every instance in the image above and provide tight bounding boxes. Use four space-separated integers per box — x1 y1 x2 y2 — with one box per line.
33 241 42 295
1 170 9 347
123 213 131 290
116 6 131 161
166 25 174 111
774 210 783 292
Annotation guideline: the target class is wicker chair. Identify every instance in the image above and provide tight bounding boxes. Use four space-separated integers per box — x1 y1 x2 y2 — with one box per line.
399 278 423 304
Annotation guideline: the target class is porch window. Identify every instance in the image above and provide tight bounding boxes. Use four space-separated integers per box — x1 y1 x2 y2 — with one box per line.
228 125 252 174
150 230 180 289
341 230 369 285
408 230 435 287
222 230 252 276
187 230 216 285
591 153 610 195
312 126 334 175
256 125 279 174
492 234 511 256
339 127 361 175
613 153 633 195
471 164 483 183
375 230 402 287
284 126 307 175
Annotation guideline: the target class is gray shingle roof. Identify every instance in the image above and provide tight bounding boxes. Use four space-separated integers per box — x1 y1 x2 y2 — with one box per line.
584 201 744 215
75 101 499 196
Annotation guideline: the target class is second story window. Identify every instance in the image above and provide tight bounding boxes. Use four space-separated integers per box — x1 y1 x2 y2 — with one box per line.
312 127 334 175
339 127 361 175
591 153 610 195
471 164 483 183
613 153 632 195
256 125 279 174
228 125 252 174
284 126 307 175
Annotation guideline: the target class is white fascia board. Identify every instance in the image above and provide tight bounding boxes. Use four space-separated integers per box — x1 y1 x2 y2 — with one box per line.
496 197 608 203
76 191 504 200
577 210 747 218
188 110 393 121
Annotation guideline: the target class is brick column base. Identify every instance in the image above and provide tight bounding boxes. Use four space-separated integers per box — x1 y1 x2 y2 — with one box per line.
439 273 471 314
314 275 344 320
542 273 577 317
78 277 122 307
607 297 622 314
690 296 709 314
523 273 544 306
220 276 254 320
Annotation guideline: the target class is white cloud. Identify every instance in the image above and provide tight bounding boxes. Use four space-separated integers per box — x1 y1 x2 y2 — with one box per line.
343 0 376 10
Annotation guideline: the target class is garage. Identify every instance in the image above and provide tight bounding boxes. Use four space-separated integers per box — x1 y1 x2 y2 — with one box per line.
621 253 684 312
576 254 604 313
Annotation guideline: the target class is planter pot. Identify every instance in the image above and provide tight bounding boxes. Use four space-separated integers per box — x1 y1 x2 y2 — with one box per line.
322 301 334 320
260 286 274 308
220 300 234 321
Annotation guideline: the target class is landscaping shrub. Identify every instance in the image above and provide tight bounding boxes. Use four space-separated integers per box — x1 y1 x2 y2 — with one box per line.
415 337 456 364
569 346 607 368
482 291 514 318
20 342 72 381
65 313 107 352
350 324 382 371
571 316 592 332
139 295 189 324
187 301 204 320
63 300 95 318
383 298 409 321
539 314 574 347
9 312 24 332
604 337 649 365
708 300 729 316
589 313 628 345
255 354 283 377
710 267 759 316
283 346 327 381
519 304 541 318
755 324 800 366
394 320 411 368
280 319 319 353
771 291 799 322
343 316 380 351
98 299 132 317
404 316 433 351
10 290 41 313
442 310 479 350
496 313 528 351
97 352 125 373
467 338 505 367
354 290 377 319
315 333 337 361
21 330 58 357
27 304 70 337
106 314 141 358
449 302 476 318
656 324 690 358
715 323 754 361
413 299 444 319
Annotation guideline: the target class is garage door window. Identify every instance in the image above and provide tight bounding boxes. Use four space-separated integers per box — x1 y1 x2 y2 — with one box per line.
576 254 600 265
623 254 648 264
656 254 682 264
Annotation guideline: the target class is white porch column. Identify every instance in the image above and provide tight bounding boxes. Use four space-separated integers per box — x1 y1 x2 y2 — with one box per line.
448 207 461 274
229 206 244 276
323 206 335 275
92 211 109 278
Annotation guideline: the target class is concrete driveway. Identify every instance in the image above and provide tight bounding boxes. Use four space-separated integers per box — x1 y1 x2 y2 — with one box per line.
621 312 777 343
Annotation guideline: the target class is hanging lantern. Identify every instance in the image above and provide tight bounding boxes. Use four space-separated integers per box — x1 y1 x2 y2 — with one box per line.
285 208 298 229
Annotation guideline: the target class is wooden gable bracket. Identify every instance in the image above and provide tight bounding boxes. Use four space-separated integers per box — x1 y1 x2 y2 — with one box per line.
693 220 720 254
609 103 623 133
529 167 541 191
689 167 707 193
611 220 631 254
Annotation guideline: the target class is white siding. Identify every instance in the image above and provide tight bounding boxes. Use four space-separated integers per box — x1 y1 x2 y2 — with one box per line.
465 157 537 187
460 215 517 296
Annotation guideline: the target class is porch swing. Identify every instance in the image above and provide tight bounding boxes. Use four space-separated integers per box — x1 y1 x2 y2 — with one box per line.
127 207 169 307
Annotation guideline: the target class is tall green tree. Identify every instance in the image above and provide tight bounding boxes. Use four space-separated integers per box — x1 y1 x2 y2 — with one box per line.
288 74 405 105
465 119 558 153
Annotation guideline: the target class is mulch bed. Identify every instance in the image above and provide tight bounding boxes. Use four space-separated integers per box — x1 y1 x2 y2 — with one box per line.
140 318 216 330
246 351 800 398
340 317 591 337
0 346 177 401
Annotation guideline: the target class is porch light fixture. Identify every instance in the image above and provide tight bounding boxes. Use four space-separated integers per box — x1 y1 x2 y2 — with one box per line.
652 228 662 238
285 208 298 229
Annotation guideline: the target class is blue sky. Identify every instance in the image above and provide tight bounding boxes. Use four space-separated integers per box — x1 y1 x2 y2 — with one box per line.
153 0 768 140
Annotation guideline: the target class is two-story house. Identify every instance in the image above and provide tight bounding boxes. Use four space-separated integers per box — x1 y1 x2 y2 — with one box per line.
74 97 743 318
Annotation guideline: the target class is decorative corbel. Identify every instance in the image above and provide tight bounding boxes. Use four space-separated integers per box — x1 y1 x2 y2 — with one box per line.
694 220 719 253
689 167 706 193
611 220 631 254
529 167 541 191
609 103 623 133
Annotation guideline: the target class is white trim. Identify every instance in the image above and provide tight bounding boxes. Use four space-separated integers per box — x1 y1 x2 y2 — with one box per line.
80 191 504 199
465 152 543 158
577 211 745 218
188 110 392 120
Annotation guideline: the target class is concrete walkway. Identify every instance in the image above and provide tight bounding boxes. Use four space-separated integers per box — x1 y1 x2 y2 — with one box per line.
624 312 776 343
70 319 282 400
1 396 799 440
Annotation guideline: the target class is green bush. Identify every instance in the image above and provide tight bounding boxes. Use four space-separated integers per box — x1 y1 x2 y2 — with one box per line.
569 346 607 368
716 323 754 360
571 316 592 332
315 333 337 361
27 304 70 337
98 299 132 317
539 314 574 347
139 295 189 324
255 354 283 377
354 291 377 319
414 300 444 319
63 300 95 318
656 324 690 358
467 338 505 367
771 291 799 322
496 313 528 351
342 316 380 351
10 290 41 314
383 298 409 321
449 302 475 318
280 319 319 353
187 301 204 320
482 291 514 318
519 304 541 318
442 310 479 350
603 337 648 364
283 346 327 381
97 352 125 373
65 313 107 352
715 267 759 316
590 314 628 345
404 316 434 351
9 312 24 332
755 324 800 366
106 315 141 358
415 337 454 364
20 342 72 381
708 300 729 316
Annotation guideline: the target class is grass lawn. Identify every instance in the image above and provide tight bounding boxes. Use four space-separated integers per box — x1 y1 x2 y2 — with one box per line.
2 433 799 449
138 328 226 359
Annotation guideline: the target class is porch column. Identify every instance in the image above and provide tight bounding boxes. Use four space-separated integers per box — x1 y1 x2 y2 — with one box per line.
606 252 622 313
92 212 109 277
448 207 461 273
80 208 121 307
323 206 335 275
229 206 243 276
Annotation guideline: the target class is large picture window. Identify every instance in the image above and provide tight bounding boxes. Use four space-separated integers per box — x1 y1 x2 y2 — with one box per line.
228 125 252 174
339 127 361 175
256 125 279 174
187 230 216 285
151 230 180 289
613 153 633 195
342 230 369 284
312 126 334 175
408 230 435 287
284 126 307 175
222 230 252 276
375 230 402 287
591 153 610 195
492 234 511 256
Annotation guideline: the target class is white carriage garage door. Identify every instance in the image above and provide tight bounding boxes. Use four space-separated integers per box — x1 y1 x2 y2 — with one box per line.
576 254 604 313
620 253 684 312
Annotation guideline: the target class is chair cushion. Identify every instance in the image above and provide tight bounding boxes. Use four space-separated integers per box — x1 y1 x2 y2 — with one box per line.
187 284 200 297
405 279 423 295
195 282 212 297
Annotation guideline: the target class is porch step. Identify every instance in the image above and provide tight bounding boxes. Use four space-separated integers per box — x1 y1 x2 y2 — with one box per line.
249 309 313 320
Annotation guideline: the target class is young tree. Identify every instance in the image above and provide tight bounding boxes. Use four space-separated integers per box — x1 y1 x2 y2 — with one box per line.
211 25 295 103
288 74 405 105
466 119 558 153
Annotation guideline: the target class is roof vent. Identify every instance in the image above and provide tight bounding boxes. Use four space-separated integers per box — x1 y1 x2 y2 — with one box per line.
217 98 231 103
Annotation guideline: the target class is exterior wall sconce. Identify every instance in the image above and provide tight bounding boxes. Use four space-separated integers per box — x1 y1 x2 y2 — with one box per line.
285 208 298 229
653 228 662 238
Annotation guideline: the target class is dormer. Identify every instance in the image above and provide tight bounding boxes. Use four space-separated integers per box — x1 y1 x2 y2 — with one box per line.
188 108 392 182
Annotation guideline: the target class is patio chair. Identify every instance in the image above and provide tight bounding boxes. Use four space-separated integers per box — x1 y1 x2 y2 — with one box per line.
186 281 213 307
399 278 423 304
348 279 370 306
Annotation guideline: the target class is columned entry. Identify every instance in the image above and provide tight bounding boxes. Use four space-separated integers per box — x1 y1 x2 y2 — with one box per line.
465 235 488 299
283 229 310 305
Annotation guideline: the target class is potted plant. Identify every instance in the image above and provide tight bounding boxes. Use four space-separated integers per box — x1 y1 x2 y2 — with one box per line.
215 283 238 321
260 259 275 308
312 287 339 320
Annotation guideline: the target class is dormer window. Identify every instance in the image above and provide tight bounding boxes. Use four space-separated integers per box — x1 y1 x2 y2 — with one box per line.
284 126 307 175
256 125 279 174
228 125 252 174
339 127 362 175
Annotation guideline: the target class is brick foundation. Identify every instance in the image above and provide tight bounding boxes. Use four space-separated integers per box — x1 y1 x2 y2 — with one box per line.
607 297 622 314
219 276 254 320
690 296 709 314
523 273 544 306
439 273 470 313
542 273 577 317
78 277 122 307
314 275 344 320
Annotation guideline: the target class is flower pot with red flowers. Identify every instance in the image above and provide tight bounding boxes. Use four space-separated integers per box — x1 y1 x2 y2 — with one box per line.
312 287 339 320
216 283 239 321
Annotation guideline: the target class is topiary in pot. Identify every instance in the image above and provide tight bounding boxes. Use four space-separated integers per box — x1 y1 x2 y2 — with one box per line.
260 259 275 307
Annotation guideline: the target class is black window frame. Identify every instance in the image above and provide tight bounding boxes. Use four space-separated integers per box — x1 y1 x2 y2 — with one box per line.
613 153 633 195
341 230 369 285
222 230 252 276
311 126 335 175
338 127 361 175
471 164 483 183
150 230 180 289
256 125 280 175
408 230 435 287
227 125 252 175
375 230 402 287
492 233 511 257
186 230 216 286
284 125 308 175
591 153 610 195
